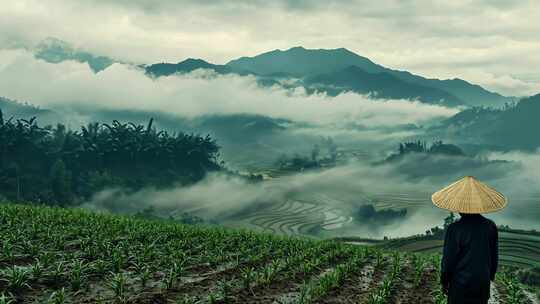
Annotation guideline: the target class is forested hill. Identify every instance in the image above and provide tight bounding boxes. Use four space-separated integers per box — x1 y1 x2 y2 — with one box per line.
226 47 510 107
431 93 540 151
0 112 221 205
144 46 510 108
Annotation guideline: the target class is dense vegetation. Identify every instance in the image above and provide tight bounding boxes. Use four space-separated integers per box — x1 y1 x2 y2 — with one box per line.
433 93 540 151
386 140 465 162
0 204 533 303
0 111 221 205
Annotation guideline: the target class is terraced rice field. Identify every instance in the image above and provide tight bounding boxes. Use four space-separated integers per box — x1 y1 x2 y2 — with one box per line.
383 230 540 268
233 196 353 236
1 203 535 304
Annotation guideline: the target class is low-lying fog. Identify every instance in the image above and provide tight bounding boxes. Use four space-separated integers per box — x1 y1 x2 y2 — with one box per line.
2 49 539 238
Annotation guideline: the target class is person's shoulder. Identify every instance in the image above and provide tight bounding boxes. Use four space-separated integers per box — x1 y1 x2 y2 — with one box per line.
447 220 460 231
482 217 498 230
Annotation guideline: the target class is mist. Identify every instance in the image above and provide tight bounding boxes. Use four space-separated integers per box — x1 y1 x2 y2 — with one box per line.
82 148 540 239
2 49 538 239
0 49 457 128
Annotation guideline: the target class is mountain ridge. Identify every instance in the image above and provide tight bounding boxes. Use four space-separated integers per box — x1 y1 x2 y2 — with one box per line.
226 46 510 107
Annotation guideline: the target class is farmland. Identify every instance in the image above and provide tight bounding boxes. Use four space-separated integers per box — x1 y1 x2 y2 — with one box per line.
0 204 535 303
381 230 540 268
227 196 353 236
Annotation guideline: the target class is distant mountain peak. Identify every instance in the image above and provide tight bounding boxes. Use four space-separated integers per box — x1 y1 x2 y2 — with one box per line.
226 46 511 107
179 58 210 64
34 37 115 73
288 46 306 51
145 58 233 77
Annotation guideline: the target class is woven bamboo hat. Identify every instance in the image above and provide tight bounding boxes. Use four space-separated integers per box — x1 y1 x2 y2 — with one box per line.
431 176 507 214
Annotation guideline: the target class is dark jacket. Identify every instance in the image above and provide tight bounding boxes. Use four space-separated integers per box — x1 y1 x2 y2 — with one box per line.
441 214 499 304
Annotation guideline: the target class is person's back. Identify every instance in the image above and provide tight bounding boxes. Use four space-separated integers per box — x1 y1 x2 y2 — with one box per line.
441 214 499 304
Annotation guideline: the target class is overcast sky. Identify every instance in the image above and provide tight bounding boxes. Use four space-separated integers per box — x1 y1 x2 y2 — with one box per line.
1 0 539 96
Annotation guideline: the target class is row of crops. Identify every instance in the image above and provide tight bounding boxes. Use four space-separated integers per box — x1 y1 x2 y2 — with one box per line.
0 204 533 303
237 197 352 236
383 230 540 268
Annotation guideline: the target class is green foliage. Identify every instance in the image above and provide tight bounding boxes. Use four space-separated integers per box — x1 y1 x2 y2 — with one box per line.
431 255 447 304
0 203 489 303
499 271 527 304
50 159 72 206
47 288 66 304
0 116 221 205
391 140 465 161
0 293 15 304
0 266 31 291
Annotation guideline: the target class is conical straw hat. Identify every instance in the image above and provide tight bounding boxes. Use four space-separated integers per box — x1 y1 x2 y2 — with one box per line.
431 176 507 214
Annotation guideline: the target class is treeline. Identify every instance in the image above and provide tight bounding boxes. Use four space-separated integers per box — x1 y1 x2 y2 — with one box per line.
0 110 221 205
276 137 339 171
385 140 465 162
398 140 464 156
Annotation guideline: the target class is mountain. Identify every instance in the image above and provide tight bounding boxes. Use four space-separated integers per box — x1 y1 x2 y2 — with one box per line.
1 96 52 118
304 66 464 106
34 37 115 73
227 46 383 77
226 46 511 107
431 93 540 150
144 58 235 77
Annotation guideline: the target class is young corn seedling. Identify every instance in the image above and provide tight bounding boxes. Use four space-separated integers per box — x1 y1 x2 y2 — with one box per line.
47 288 66 304
241 267 255 290
368 253 402 304
298 281 314 304
39 251 55 268
375 250 384 269
139 266 151 288
1 266 31 291
0 293 15 304
52 261 65 282
69 260 86 291
92 259 109 275
22 240 40 257
1 242 15 263
30 260 44 279
413 256 425 287
499 271 526 304
431 255 447 304
163 268 178 290
111 250 127 273
207 291 221 304
108 272 127 303
217 280 232 302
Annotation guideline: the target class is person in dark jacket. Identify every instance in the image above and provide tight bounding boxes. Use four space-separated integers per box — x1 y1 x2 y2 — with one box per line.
441 213 499 304
431 176 506 304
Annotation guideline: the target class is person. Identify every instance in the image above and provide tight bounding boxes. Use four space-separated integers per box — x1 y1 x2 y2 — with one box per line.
441 213 498 304
431 176 506 304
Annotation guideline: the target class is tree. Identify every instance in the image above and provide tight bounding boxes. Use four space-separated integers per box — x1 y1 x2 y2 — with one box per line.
50 159 72 205
7 163 21 201
443 212 457 230
0 115 222 205
311 144 320 162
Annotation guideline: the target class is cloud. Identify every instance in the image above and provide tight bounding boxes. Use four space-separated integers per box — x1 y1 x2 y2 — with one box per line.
0 49 457 127
84 162 446 238
84 150 540 238
1 0 539 96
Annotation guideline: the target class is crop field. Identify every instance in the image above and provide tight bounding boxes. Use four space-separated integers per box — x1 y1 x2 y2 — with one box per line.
0 204 535 304
230 196 353 236
382 230 540 268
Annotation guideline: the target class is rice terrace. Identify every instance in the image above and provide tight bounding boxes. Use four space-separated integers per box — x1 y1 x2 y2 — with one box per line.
3 1 540 303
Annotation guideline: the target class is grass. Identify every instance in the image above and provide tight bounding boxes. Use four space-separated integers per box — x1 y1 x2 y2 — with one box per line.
0 203 533 303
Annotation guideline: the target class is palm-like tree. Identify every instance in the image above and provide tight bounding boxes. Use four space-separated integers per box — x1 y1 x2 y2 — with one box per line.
0 115 221 204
